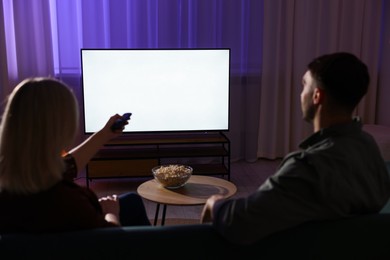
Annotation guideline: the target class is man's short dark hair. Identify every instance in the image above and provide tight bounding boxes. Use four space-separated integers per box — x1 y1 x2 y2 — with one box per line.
307 52 370 111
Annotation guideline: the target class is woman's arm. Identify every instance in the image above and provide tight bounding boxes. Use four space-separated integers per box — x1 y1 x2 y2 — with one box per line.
68 114 127 173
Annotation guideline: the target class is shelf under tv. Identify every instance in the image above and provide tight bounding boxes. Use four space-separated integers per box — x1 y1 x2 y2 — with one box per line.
85 131 231 187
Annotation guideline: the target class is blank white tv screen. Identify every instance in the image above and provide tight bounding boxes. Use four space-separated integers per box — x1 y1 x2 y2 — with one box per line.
81 49 230 134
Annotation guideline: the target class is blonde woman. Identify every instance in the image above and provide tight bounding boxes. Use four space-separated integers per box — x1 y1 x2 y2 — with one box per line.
0 77 150 233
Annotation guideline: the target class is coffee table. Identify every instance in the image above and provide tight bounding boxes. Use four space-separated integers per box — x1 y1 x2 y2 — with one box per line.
137 175 237 225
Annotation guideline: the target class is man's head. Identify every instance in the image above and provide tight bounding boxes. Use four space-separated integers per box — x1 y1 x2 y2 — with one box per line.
301 52 370 122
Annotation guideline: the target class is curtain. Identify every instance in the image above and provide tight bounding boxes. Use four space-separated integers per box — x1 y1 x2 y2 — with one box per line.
377 0 390 126
258 0 389 159
0 0 263 161
1 0 55 94
1 0 389 162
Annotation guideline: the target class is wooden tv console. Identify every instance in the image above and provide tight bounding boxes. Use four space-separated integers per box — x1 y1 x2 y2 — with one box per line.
86 132 230 187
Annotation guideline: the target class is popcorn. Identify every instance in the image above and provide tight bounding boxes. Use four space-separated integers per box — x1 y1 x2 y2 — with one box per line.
153 165 192 188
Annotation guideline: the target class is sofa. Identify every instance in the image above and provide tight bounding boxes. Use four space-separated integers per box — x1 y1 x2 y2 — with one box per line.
3 161 390 259
1 213 390 260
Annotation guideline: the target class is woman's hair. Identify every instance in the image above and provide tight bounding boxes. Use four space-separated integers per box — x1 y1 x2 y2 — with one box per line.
0 77 79 194
307 52 370 112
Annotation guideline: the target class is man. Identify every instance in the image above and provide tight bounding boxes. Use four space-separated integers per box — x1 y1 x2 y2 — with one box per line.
200 52 390 245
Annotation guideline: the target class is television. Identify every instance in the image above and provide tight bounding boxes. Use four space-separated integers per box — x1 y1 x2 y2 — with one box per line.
81 48 230 134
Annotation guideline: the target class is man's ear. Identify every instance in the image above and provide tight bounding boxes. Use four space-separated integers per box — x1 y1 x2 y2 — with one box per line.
312 87 325 105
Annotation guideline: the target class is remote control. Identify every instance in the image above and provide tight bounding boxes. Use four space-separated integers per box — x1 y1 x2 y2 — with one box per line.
111 113 132 131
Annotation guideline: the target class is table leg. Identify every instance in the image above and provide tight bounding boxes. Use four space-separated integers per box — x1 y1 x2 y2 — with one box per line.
161 204 167 226
154 203 160 226
153 203 168 226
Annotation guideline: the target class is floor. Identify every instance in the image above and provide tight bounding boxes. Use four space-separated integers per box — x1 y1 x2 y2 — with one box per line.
75 158 281 225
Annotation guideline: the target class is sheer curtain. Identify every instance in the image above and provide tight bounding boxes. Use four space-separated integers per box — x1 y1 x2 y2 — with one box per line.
0 0 263 161
1 0 55 94
1 0 389 162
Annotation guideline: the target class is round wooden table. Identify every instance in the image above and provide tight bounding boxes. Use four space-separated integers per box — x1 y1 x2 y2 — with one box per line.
137 175 237 225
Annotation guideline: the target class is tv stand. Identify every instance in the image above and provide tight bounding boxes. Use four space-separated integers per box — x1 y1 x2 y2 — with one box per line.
86 131 230 187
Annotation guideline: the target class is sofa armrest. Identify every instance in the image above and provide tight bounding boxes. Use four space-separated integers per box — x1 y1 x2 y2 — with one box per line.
1 214 390 259
252 213 390 259
0 224 237 259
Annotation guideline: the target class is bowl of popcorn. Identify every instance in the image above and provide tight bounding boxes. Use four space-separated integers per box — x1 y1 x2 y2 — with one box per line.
152 164 193 189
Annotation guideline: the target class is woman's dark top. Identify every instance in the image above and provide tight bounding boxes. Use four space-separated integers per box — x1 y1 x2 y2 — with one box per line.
0 155 117 234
